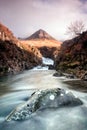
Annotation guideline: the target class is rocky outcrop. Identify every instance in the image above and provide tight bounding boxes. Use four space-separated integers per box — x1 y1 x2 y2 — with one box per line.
6 88 82 121
55 31 87 78
0 23 14 41
0 23 42 76
0 40 42 76
39 46 58 59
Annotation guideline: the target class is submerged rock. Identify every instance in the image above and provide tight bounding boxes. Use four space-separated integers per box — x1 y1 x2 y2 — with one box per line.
6 88 83 121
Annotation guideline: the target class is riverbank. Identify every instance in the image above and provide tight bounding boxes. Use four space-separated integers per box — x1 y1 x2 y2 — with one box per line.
63 79 87 93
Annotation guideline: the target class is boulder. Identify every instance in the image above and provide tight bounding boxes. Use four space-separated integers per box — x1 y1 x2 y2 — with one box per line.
6 88 83 121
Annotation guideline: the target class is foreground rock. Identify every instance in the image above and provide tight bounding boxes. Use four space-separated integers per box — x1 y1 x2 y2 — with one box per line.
55 31 87 78
6 88 83 121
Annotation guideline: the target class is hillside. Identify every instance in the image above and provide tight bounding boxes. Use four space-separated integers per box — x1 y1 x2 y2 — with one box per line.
25 29 56 40
55 31 87 78
20 29 61 58
0 23 42 76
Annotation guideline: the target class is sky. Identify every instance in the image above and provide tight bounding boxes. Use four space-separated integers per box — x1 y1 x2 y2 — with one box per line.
0 0 87 40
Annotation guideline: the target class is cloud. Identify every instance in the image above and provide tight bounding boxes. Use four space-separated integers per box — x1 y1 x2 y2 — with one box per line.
0 0 87 40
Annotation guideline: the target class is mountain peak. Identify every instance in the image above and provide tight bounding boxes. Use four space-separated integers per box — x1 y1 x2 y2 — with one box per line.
25 29 56 40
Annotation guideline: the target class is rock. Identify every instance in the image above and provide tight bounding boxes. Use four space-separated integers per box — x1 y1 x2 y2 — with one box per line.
53 71 63 77
63 73 76 79
39 46 59 59
81 72 87 81
65 74 75 79
6 88 83 121
48 65 54 70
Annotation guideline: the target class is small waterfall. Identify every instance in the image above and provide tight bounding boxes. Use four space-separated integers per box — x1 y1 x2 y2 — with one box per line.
42 57 54 65
33 57 54 70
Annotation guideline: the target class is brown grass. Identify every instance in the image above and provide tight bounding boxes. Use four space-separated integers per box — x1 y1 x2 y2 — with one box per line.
20 39 62 48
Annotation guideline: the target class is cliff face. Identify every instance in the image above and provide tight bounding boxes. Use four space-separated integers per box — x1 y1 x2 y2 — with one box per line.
0 23 42 76
55 31 87 77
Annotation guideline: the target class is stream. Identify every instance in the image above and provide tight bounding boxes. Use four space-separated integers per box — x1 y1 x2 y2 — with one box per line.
0 58 87 130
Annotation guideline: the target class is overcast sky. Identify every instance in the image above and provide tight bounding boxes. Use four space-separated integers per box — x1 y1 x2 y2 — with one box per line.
0 0 87 40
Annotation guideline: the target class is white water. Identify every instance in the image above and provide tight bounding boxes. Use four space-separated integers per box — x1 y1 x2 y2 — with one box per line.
0 58 87 130
33 57 54 70
42 57 54 65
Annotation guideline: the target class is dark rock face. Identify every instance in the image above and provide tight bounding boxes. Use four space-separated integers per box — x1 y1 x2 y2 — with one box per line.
6 88 83 121
39 46 58 59
55 31 87 78
0 40 42 76
0 23 42 76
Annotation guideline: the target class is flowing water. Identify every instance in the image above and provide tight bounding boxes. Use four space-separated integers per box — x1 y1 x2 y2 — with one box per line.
0 58 87 130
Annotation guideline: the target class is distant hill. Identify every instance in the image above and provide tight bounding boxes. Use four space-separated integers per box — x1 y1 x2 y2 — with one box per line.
25 29 56 40
55 31 87 77
20 29 62 58
0 23 42 76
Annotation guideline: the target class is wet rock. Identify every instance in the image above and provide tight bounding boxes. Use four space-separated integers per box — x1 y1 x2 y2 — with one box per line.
6 88 83 121
63 73 76 79
48 65 54 70
53 71 76 79
53 71 63 77
81 72 87 81
65 74 75 79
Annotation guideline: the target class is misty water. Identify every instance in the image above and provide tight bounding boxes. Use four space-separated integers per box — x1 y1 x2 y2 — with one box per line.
0 58 87 130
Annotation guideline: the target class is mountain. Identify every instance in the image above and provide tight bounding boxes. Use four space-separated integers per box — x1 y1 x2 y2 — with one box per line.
55 31 87 78
0 23 42 76
25 29 56 40
20 29 62 59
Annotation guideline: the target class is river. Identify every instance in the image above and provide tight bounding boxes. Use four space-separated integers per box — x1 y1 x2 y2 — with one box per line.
0 58 87 130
